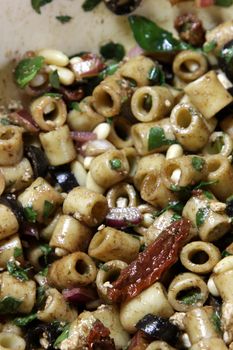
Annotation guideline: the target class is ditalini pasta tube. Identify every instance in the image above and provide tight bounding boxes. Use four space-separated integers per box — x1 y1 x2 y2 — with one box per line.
107 116 133 149
63 186 108 227
203 132 233 158
0 126 23 166
170 103 212 152
0 234 23 269
106 182 138 208
0 272 36 314
39 125 76 166
50 215 92 253
131 86 174 122
0 204 19 240
88 227 140 263
184 71 232 119
146 342 176 350
131 118 176 156
0 332 26 350
47 252 97 289
182 192 231 242
120 282 174 333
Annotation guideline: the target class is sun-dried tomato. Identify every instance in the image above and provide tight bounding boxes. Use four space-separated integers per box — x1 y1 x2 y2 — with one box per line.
108 219 190 303
87 320 116 350
127 331 150 350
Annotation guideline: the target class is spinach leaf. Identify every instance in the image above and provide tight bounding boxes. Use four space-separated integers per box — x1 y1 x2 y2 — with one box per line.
148 126 176 151
14 247 23 259
15 56 44 88
31 0 53 13
180 290 202 305
14 313 37 327
196 207 209 228
148 65 165 85
100 42 125 62
0 296 22 315
191 156 205 172
215 0 233 6
43 200 54 219
49 70 60 89
211 310 221 332
56 16 72 24
23 206 37 223
7 261 29 281
203 40 217 53
39 243 53 264
128 15 190 53
54 324 70 348
82 0 102 11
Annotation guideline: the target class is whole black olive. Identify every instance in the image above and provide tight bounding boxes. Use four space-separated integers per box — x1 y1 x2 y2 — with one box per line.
226 196 233 217
103 0 142 15
48 165 78 192
218 39 233 83
25 322 64 350
136 314 180 346
0 194 24 225
25 145 49 178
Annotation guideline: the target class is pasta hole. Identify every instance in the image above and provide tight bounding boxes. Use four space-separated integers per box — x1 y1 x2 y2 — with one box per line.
114 122 129 141
181 60 199 73
97 90 114 109
91 202 107 223
177 287 201 302
189 250 209 264
176 109 192 128
207 159 221 172
0 336 14 348
75 259 89 275
108 270 121 283
142 94 153 112
0 130 14 140
43 103 58 121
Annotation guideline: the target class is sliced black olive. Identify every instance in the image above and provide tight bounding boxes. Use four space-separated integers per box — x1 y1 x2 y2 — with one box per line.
25 145 48 178
48 165 78 192
103 0 142 15
226 196 233 217
25 322 63 350
136 314 180 346
218 40 233 82
0 194 24 225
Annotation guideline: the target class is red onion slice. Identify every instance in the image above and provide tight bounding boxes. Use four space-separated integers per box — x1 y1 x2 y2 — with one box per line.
62 287 97 303
70 53 105 80
9 109 39 133
106 207 142 229
70 131 97 143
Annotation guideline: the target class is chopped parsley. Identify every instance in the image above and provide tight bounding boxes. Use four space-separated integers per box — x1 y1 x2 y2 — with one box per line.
221 250 232 258
203 190 214 200
196 207 209 228
56 16 72 24
7 261 29 281
14 56 44 88
211 309 221 333
13 247 23 259
43 200 54 219
82 0 102 11
109 158 122 170
39 243 53 264
153 201 184 217
38 266 49 277
71 102 81 111
36 286 46 308
31 0 53 14
191 156 205 172
14 313 37 327
0 296 22 315
203 40 217 53
54 324 70 348
49 70 60 89
171 213 182 222
148 126 176 151
23 206 37 223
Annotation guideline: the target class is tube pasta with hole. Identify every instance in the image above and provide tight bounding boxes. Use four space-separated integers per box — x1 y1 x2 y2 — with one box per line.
47 252 97 289
18 177 63 223
182 192 231 242
89 149 129 189
131 86 174 122
107 116 133 149
167 272 208 312
146 341 176 350
172 50 208 82
0 332 26 350
0 272 36 314
180 241 221 274
88 227 140 263
170 103 211 151
0 126 23 166
37 288 77 322
106 182 138 208
39 125 76 166
50 214 92 253
120 282 174 333
40 210 62 241
27 245 47 271
63 186 108 227
0 234 23 269
184 71 233 119
203 132 233 157
131 118 176 156
1 322 23 336
0 204 19 240
96 260 128 303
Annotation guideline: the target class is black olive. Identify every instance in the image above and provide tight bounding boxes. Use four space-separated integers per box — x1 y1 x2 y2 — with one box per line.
25 322 63 350
136 314 180 346
25 145 48 178
103 0 142 15
0 194 24 225
48 165 78 192
218 39 233 83
226 196 233 217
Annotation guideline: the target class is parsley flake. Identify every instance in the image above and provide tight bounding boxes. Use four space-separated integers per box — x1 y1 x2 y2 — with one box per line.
196 207 209 228
109 158 122 170
148 126 176 151
56 16 72 24
0 296 22 315
49 70 60 89
192 156 205 172
23 206 37 223
7 261 29 281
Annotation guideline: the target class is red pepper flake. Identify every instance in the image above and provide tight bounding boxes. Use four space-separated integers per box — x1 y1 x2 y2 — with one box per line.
87 320 116 350
108 219 190 303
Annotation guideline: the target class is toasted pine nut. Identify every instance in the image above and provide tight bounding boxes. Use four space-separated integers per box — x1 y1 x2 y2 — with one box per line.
37 49 69 67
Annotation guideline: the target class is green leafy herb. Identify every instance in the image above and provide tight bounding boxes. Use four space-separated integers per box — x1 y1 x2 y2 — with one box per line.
98 62 119 80
14 313 37 327
139 243 146 252
171 213 182 222
106 117 113 125
148 65 165 85
221 250 232 258
0 118 11 125
7 261 29 281
109 159 122 170
43 200 54 219
49 70 60 89
82 0 102 11
31 0 53 13
211 310 221 332
180 290 202 305
36 286 46 308
44 92 62 98
0 296 22 315
39 266 49 277
192 156 205 172
203 190 214 200
54 324 70 348
56 15 72 24
154 201 184 217
71 102 81 111
148 126 176 151
15 56 44 88
99 263 110 272
194 180 218 190
196 207 209 228
14 247 23 259
100 42 125 62
23 206 37 223
203 40 217 53
214 0 233 6
40 243 53 265
128 15 191 53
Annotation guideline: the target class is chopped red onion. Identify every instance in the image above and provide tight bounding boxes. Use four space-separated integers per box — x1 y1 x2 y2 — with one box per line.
70 53 105 80
106 207 142 229
70 131 97 143
127 45 145 58
81 139 115 156
62 287 97 303
9 109 39 133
